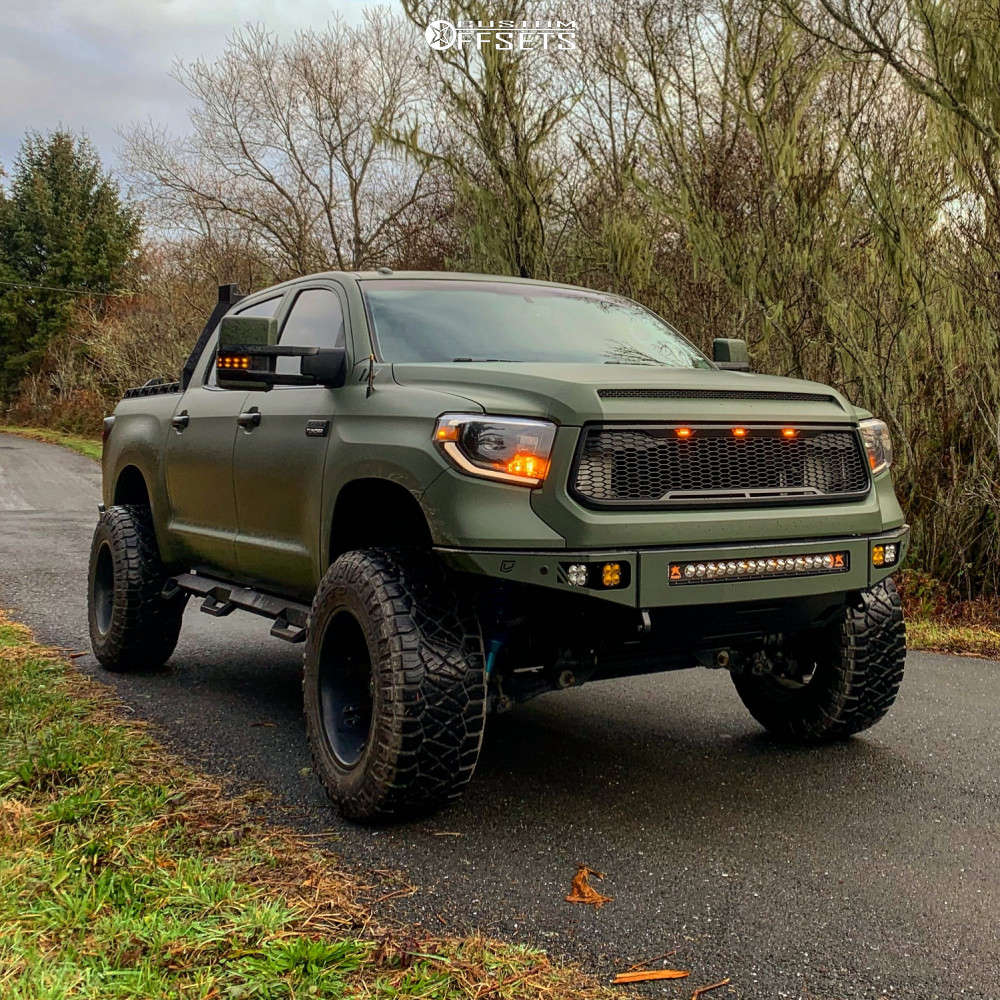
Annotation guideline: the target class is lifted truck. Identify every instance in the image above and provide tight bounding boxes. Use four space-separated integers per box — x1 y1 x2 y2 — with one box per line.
89 272 908 821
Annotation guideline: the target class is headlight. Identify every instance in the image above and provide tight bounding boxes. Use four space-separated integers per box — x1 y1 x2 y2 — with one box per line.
433 413 557 486
859 418 893 474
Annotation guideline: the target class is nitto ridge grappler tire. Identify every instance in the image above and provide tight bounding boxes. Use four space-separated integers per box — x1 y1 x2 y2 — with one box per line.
732 577 905 742
87 505 186 672
303 548 486 822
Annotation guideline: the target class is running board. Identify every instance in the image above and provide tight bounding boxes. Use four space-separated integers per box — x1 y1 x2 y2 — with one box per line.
165 573 310 643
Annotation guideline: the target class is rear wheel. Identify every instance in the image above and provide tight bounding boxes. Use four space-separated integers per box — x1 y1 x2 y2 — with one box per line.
87 505 187 671
732 578 905 742
303 548 486 821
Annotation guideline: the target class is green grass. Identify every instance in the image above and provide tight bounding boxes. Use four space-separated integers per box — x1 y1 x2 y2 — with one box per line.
0 425 101 461
0 615 614 1000
906 619 1000 659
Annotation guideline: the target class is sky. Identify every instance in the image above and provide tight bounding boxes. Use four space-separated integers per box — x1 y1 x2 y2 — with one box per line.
0 0 366 178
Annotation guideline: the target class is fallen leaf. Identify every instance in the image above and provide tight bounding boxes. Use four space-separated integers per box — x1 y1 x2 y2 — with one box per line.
691 977 731 999
250 721 277 728
613 969 690 984
565 864 612 908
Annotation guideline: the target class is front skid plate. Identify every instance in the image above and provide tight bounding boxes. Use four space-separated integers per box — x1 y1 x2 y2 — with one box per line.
436 525 909 609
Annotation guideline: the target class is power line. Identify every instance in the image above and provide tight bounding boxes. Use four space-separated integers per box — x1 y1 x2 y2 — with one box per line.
0 278 131 298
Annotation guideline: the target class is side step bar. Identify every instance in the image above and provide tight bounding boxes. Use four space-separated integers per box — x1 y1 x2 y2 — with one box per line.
165 573 311 643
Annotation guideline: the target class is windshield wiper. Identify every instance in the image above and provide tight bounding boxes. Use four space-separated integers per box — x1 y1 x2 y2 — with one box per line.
603 360 664 366
452 357 520 363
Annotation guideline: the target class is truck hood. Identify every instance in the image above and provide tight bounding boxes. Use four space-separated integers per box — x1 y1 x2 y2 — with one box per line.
391 362 859 425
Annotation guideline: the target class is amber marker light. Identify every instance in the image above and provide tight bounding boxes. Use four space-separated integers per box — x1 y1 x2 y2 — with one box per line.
506 453 550 480
731 427 748 438
434 424 460 442
217 354 251 370
781 427 798 439
675 427 693 439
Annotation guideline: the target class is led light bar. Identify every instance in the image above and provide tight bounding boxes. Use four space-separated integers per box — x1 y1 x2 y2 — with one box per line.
669 552 849 585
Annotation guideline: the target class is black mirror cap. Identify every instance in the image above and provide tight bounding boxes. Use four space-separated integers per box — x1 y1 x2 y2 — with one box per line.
301 347 347 387
713 337 751 372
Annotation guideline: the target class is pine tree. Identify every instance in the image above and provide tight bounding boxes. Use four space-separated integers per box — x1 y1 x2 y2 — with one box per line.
0 131 141 398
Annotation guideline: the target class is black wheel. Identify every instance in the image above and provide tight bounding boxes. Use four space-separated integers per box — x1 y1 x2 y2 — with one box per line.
303 548 486 821
87 505 186 672
732 578 906 742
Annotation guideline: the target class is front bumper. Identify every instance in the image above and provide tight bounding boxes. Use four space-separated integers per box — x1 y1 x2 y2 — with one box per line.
436 525 910 609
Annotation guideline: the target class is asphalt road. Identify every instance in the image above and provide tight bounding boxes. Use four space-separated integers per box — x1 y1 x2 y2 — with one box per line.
1 431 998 1000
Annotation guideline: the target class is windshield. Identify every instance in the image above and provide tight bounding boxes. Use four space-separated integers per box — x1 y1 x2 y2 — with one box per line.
360 279 712 368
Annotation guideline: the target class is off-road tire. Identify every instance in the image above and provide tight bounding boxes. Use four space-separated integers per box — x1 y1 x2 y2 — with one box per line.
303 548 486 822
732 578 905 742
87 505 186 672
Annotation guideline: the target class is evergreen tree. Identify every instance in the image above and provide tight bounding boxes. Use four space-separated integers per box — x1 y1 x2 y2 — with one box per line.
0 131 141 398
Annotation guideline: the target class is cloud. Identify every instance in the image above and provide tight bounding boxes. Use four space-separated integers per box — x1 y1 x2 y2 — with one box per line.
0 0 366 175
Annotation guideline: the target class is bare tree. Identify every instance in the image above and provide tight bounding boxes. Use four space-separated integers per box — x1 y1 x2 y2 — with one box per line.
125 9 442 274
393 0 577 277
788 0 1000 143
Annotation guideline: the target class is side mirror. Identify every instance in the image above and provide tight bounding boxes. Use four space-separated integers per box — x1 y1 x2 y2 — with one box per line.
217 316 278 391
713 338 751 372
216 315 347 389
301 347 347 387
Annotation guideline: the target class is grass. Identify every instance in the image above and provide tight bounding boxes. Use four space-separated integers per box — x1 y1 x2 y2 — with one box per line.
0 425 102 461
905 619 1000 658
897 571 1000 658
0 613 617 1000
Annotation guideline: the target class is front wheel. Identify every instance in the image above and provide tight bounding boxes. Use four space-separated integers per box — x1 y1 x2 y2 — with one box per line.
303 548 486 822
732 578 906 742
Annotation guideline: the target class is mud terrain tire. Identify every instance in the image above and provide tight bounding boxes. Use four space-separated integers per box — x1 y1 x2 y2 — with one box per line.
87 505 186 672
303 548 486 821
732 578 905 741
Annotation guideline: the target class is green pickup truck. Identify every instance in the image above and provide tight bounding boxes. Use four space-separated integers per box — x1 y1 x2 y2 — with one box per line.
89 271 908 820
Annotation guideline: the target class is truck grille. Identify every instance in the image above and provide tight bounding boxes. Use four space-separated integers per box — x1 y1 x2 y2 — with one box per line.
570 424 870 507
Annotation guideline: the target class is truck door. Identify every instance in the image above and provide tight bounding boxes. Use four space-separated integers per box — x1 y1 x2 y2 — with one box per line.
232 285 347 596
163 294 284 576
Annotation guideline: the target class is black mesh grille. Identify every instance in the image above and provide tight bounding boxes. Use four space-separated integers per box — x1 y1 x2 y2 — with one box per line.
571 425 870 507
597 388 834 402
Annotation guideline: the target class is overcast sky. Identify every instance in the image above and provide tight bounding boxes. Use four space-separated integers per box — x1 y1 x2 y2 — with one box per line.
0 0 366 178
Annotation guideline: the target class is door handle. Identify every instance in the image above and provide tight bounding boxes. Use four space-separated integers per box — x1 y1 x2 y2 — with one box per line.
171 411 189 431
237 409 261 430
